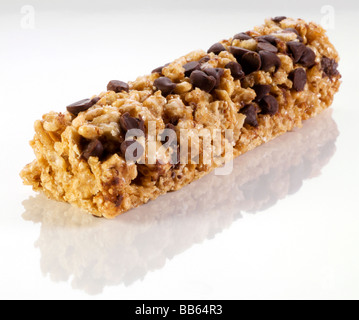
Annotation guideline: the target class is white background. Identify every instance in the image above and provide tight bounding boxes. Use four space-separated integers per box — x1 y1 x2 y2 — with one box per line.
0 0 358 300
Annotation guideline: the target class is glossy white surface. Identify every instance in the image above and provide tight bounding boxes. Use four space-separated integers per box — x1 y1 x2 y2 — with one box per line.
1 1 358 300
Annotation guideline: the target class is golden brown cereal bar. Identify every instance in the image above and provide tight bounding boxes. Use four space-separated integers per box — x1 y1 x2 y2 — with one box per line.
20 17 341 218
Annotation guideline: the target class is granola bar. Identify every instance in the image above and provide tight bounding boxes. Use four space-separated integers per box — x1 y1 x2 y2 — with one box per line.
20 17 341 218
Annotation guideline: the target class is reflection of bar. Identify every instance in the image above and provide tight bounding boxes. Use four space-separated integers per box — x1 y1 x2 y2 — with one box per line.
22 109 338 295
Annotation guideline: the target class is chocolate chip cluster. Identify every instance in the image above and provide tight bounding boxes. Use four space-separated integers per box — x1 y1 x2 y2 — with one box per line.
146 17 319 126
64 16 339 161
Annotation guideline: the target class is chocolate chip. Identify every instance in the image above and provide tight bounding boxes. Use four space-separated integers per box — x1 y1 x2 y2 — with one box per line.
225 61 245 80
321 57 340 78
120 140 144 161
241 104 258 127
259 51 281 72
229 46 251 60
241 51 262 74
233 32 252 41
288 42 316 68
289 68 307 92
287 41 306 64
120 140 132 156
199 56 211 64
207 43 226 55
107 80 129 93
259 95 279 115
183 61 201 77
257 41 278 53
272 16 287 23
152 66 164 74
152 63 170 74
66 97 100 115
299 47 316 68
190 70 217 93
114 194 124 208
168 118 179 126
256 35 279 45
119 112 145 133
82 139 104 160
91 97 101 104
154 77 177 96
203 68 224 88
253 84 271 101
230 46 263 74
